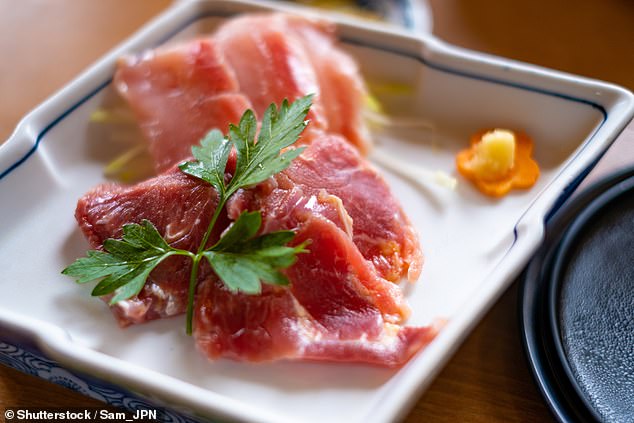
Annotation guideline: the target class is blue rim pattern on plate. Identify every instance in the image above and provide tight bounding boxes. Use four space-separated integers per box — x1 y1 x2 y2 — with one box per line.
0 341 204 422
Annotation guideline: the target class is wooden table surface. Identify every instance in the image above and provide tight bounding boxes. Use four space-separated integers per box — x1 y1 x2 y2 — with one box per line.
1 1 632 421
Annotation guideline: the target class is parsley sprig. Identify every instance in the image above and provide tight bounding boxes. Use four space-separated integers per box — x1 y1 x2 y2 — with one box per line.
63 95 313 334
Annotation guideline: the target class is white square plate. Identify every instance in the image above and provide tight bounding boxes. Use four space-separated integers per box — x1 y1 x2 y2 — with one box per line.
0 1 632 422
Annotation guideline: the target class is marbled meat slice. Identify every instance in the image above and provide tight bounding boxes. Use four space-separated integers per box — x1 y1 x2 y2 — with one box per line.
194 217 436 366
284 14 371 154
74 169 429 365
114 13 371 174
114 38 252 173
215 13 371 151
215 14 327 133
227 132 423 282
75 168 229 326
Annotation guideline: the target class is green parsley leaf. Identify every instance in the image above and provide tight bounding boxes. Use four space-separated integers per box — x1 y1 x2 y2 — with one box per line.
179 129 231 197
65 96 312 335
202 211 308 294
62 220 191 304
227 94 312 194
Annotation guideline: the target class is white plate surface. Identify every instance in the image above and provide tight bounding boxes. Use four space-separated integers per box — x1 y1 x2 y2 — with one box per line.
0 1 633 422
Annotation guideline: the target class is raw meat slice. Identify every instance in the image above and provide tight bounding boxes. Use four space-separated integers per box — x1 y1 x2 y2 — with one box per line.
113 14 371 175
228 132 423 282
114 39 252 173
75 168 228 326
194 217 436 366
284 15 371 153
215 13 371 152
215 14 327 132
74 167 428 365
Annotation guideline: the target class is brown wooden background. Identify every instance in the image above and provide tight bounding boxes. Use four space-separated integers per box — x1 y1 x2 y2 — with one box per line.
1 1 633 421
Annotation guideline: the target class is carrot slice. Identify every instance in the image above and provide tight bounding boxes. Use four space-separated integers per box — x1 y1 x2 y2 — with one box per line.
456 129 540 197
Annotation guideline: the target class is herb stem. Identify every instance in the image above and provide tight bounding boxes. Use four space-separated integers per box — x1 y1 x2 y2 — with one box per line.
186 198 225 334
186 254 202 335
176 250 197 259
197 198 227 254
186 195 229 333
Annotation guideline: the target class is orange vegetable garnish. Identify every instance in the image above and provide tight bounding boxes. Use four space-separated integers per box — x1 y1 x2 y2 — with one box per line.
456 129 540 197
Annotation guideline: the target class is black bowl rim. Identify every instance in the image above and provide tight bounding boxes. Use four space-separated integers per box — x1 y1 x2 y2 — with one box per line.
546 172 634 422
520 164 634 423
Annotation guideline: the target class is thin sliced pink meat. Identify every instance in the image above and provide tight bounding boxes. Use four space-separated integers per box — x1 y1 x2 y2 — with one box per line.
75 171 431 365
114 14 371 174
75 168 228 326
228 132 423 282
114 38 252 173
215 14 328 134
194 217 436 366
288 216 409 325
215 13 371 152
284 15 371 153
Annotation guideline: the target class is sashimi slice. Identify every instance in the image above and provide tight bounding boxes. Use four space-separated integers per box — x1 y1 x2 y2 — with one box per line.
194 217 436 366
284 15 371 153
74 168 229 326
228 133 423 282
215 14 327 133
114 13 372 174
214 13 371 152
114 39 252 173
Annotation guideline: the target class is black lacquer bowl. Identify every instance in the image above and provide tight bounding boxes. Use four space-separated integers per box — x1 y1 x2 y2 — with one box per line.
522 166 634 423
